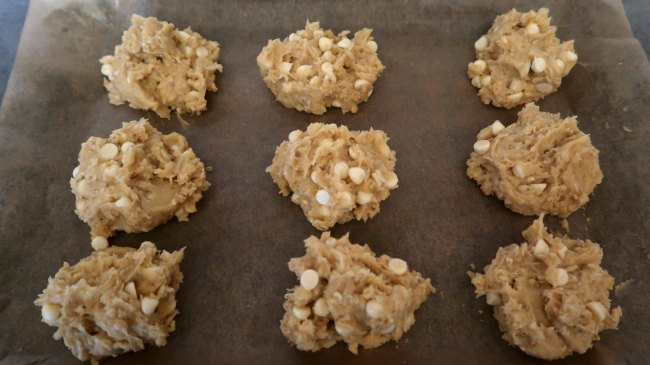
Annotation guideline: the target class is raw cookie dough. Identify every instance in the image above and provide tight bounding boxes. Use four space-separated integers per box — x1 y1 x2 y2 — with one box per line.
71 119 210 242
267 123 398 231
34 241 184 364
468 216 622 360
466 103 602 217
100 14 223 118
281 232 434 353
257 21 384 114
468 8 577 108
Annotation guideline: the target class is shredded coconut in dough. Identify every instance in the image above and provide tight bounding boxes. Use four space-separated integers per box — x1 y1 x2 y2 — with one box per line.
34 242 184 364
467 103 602 217
281 232 434 353
257 21 384 114
71 119 210 241
267 123 398 231
468 216 621 360
100 14 223 118
468 8 577 108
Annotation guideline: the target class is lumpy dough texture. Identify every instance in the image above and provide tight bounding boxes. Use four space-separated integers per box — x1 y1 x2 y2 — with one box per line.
34 242 184 364
71 118 210 239
468 8 577 108
468 216 621 360
281 232 434 353
100 15 223 118
267 123 398 231
257 21 384 114
467 103 602 217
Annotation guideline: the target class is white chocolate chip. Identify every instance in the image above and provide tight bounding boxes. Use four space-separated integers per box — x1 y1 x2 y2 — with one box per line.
331 100 342 108
587 301 607 321
536 83 553 94
356 191 373 205
549 268 569 287
509 79 522 91
115 196 131 208
309 76 322 86
334 161 349 178
365 300 384 318
125 282 137 297
313 298 329 317
563 51 578 62
41 303 61 326
530 183 547 191
121 142 134 152
196 46 209 58
354 79 371 90
91 236 108 251
383 171 399 189
471 76 482 88
367 40 378 52
532 57 546 73
300 269 319 291
141 297 159 316
185 46 193 57
388 258 408 275
526 23 540 35
474 35 488 51
100 64 113 77
288 130 302 142
318 37 333 51
348 167 366 184
177 30 190 41
293 287 312 301
533 239 549 257
507 92 523 103
512 163 526 179
486 292 501 305
280 62 293 75
100 143 118 159
491 120 505 135
322 50 335 63
325 237 336 247
481 75 492 86
315 190 330 205
320 62 333 74
72 166 80 178
348 145 361 159
296 65 313 78
473 60 487 73
555 59 565 71
337 38 351 48
473 140 491 155
292 306 311 320
310 171 319 184
335 321 354 337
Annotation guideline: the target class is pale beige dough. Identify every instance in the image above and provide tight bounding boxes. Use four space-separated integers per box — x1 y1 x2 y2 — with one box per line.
468 8 577 108
468 216 622 360
466 103 602 217
267 123 398 231
100 14 223 119
257 21 384 114
281 232 434 353
71 119 210 241
34 241 184 364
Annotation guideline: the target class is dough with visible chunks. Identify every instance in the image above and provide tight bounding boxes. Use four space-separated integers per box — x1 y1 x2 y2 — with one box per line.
469 216 621 360
281 232 434 353
34 242 184 364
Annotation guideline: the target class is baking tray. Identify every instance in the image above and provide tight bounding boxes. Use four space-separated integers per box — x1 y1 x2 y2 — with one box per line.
0 0 648 364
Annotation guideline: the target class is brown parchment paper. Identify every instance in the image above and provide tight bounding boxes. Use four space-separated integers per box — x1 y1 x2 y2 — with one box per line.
0 0 648 364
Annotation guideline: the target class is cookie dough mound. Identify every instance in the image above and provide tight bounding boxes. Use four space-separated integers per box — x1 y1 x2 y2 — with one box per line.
71 118 210 241
466 103 602 217
468 8 577 108
267 123 398 230
468 216 621 360
281 232 434 353
100 14 223 118
34 241 184 364
257 21 384 114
